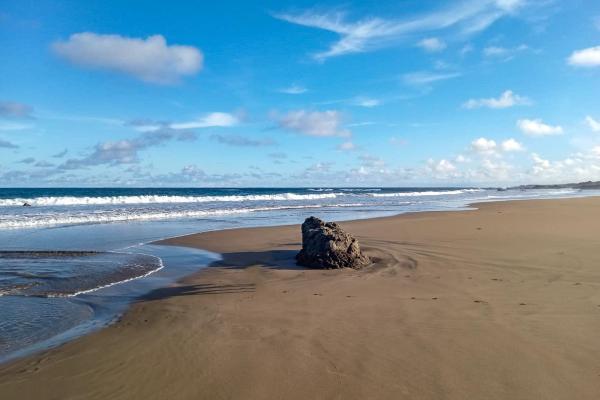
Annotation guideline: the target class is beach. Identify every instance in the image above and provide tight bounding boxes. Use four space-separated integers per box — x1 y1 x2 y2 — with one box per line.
1 196 600 399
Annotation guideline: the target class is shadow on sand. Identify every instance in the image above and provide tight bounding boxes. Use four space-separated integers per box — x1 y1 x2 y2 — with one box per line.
138 282 257 301
134 248 304 302
212 249 306 270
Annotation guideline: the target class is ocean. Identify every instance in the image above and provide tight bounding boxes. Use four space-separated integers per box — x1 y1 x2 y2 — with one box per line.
0 186 595 362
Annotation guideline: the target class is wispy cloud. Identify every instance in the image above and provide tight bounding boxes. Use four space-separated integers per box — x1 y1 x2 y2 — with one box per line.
52 32 203 84
52 149 68 158
402 71 461 85
273 0 529 60
210 134 276 147
130 112 239 132
35 161 55 168
169 112 239 130
278 84 308 94
60 128 196 169
276 110 350 137
353 97 381 107
483 44 528 60
0 101 34 118
268 152 287 159
337 141 356 151
0 122 33 131
585 115 600 132
0 139 18 149
463 90 531 109
416 37 446 52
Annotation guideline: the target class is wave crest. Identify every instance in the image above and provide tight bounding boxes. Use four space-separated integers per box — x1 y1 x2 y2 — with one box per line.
0 192 344 207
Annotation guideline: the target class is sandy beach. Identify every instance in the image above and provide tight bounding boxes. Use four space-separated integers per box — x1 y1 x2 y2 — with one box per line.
1 197 600 399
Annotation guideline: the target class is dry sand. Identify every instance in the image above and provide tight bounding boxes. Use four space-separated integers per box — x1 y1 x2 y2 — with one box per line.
2 197 600 399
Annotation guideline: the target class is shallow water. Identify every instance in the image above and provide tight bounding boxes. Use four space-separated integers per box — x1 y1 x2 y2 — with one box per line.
0 245 219 363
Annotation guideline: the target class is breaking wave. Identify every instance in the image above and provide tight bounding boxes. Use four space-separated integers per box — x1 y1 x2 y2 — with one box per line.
0 203 367 229
0 251 164 298
0 192 343 207
369 189 484 197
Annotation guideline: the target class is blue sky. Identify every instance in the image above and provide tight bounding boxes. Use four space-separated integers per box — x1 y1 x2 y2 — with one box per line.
1 0 599 187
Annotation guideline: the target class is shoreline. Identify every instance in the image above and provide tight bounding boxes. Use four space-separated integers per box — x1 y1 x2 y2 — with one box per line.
2 196 600 399
0 244 219 364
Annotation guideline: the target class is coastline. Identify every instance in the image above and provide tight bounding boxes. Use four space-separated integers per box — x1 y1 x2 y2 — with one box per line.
2 196 600 399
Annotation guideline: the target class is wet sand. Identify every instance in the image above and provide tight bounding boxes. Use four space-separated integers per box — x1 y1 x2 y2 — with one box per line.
1 197 600 399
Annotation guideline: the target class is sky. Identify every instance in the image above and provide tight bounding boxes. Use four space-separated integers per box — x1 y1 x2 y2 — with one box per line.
1 0 600 187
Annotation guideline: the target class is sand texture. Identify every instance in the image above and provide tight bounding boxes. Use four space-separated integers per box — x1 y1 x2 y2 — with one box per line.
1 198 600 399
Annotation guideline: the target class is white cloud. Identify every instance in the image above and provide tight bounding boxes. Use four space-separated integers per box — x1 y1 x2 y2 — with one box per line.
483 44 528 60
427 158 457 178
471 137 523 156
471 137 497 153
501 138 524 152
483 46 507 57
531 153 551 173
52 32 203 84
274 1 529 60
417 37 446 52
517 119 563 136
169 113 239 130
338 141 356 151
523 150 600 182
435 159 456 173
278 85 308 94
277 110 350 137
585 116 600 132
402 71 461 85
463 90 531 109
353 97 381 107
567 46 600 68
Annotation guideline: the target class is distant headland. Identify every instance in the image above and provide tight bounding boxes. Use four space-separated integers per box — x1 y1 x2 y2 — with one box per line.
507 180 600 190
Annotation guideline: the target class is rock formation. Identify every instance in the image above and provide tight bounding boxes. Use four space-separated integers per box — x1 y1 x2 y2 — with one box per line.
296 216 370 269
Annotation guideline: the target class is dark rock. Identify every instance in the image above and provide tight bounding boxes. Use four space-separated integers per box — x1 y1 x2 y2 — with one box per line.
296 216 370 269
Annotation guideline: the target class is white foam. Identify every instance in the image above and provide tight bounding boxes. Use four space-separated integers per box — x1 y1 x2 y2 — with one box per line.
61 254 165 298
0 192 342 207
369 189 483 197
0 203 366 229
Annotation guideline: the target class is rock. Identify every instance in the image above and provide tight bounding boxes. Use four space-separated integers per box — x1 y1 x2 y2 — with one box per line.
296 216 370 269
